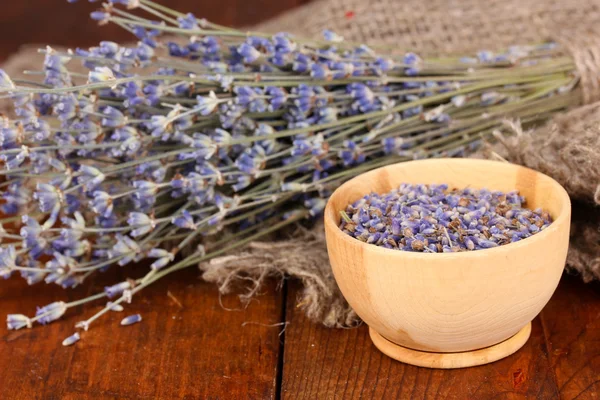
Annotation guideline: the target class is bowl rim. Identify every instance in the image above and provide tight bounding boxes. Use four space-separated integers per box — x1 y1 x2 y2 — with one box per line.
324 158 571 259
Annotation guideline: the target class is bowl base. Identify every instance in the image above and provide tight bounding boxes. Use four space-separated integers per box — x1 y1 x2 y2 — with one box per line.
369 323 531 369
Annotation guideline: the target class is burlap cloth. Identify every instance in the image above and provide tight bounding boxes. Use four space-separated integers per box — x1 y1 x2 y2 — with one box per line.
2 0 599 327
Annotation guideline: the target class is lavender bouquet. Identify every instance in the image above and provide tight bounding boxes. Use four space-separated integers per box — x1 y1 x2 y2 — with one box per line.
0 0 579 343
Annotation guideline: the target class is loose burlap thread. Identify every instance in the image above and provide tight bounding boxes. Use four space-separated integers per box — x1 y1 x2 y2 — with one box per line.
1 0 599 327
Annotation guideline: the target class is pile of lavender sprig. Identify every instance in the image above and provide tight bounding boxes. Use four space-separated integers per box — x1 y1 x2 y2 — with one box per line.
340 184 553 252
0 0 577 343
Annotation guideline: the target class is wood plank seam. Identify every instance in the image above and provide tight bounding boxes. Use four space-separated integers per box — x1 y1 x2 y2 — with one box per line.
275 280 289 400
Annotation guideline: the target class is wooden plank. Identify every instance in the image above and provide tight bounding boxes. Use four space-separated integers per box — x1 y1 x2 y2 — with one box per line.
281 282 560 399
0 266 283 399
540 274 600 400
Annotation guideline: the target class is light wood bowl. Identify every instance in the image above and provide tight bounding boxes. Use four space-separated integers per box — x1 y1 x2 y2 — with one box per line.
324 158 571 368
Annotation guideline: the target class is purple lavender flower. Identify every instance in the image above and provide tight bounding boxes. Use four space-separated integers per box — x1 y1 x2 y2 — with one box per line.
88 66 115 82
172 210 196 229
305 198 327 217
235 145 266 175
110 235 141 266
78 165 106 190
237 43 261 63
196 91 220 115
0 245 17 279
477 50 494 63
7 314 32 330
310 63 330 80
62 332 81 347
232 174 252 192
186 133 217 159
101 106 127 127
105 281 132 298
340 184 552 252
148 248 175 270
177 13 198 30
33 183 62 213
121 314 142 326
90 191 114 217
127 212 156 237
403 52 421 75
36 301 67 325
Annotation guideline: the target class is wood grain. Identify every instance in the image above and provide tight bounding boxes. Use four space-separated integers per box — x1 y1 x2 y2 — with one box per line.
540 275 600 400
0 0 310 63
281 282 560 399
324 159 571 361
369 323 533 369
4 269 599 399
0 265 284 400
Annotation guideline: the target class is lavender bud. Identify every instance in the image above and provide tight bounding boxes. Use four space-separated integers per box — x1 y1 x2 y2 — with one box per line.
341 184 551 252
88 66 115 83
120 314 142 326
62 332 81 347
36 301 67 325
195 93 219 116
6 314 32 330
104 281 131 298
106 302 124 312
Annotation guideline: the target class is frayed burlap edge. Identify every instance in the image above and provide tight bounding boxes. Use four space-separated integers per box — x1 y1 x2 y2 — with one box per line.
200 222 360 328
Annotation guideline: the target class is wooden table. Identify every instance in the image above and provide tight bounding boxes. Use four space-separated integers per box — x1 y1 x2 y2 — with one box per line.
1 267 599 399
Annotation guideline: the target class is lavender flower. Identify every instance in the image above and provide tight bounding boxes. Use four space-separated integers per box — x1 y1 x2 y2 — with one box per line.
7 314 32 330
110 235 141 266
127 212 156 237
148 248 175 270
36 301 67 325
197 91 220 115
0 0 575 336
107 301 125 312
88 66 116 83
62 332 81 347
90 191 114 217
120 314 142 326
105 281 132 298
339 184 553 252
0 245 18 278
237 43 262 63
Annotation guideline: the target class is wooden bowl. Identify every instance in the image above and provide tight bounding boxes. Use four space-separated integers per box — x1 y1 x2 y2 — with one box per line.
324 158 571 368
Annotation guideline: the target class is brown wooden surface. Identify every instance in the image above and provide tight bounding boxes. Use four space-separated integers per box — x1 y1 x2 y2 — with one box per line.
280 275 600 400
281 286 559 399
540 276 600 399
0 266 284 400
0 0 311 63
2 273 599 399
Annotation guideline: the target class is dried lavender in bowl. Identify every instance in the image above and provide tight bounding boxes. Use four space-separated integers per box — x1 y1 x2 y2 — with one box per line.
339 184 552 252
